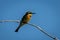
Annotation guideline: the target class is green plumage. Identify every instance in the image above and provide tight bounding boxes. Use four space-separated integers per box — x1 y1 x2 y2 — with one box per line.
15 11 33 32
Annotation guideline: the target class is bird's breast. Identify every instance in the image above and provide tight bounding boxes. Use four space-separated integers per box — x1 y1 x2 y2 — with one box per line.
23 17 31 23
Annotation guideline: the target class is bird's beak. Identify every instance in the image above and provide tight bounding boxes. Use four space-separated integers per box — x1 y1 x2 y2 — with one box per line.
32 13 36 14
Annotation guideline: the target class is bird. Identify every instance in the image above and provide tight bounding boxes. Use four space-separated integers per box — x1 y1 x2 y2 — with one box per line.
15 11 35 32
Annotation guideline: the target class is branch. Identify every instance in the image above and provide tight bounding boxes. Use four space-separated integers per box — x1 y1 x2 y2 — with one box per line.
27 23 58 40
0 20 59 40
0 20 20 23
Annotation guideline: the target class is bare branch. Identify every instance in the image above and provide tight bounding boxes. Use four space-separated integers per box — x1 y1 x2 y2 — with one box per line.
0 20 59 40
0 20 20 23
27 23 58 40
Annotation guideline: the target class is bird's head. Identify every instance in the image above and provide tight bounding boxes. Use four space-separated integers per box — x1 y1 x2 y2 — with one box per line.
26 11 35 18
26 11 35 14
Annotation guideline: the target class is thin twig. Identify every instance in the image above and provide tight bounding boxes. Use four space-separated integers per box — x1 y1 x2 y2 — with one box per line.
0 20 58 40
27 23 58 40
0 20 20 23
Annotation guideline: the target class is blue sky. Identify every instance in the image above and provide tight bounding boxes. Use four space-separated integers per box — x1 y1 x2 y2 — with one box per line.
0 0 60 40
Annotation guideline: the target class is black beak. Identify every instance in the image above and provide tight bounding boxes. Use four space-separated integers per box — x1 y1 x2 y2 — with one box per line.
32 13 36 14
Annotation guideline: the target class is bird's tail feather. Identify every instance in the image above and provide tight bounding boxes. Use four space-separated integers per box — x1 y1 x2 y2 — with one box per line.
15 25 21 32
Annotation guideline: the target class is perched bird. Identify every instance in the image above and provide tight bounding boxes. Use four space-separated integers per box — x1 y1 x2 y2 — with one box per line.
15 11 35 32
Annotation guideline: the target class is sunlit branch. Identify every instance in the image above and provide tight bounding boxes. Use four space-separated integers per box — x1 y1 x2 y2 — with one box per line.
0 20 20 23
0 20 58 40
27 23 58 40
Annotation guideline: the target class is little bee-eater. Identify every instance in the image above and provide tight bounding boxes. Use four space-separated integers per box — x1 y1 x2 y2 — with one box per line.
15 11 35 32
